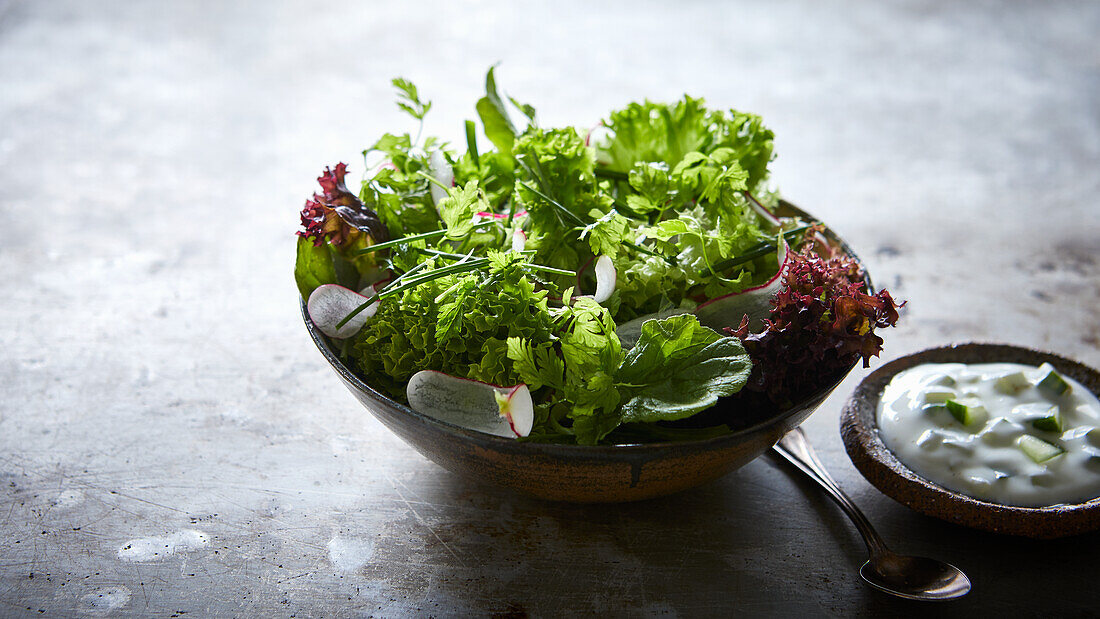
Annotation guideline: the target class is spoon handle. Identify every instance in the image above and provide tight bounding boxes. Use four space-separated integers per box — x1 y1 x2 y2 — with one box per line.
773 427 888 558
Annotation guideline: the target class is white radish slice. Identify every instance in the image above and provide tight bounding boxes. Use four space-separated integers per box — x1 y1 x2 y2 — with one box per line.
614 308 693 349
591 255 616 303
406 370 533 438
428 150 453 206
511 229 527 252
694 237 790 331
745 192 782 229
307 284 378 339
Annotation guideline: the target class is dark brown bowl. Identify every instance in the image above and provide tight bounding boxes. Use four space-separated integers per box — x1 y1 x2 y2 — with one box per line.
841 343 1100 538
303 201 865 502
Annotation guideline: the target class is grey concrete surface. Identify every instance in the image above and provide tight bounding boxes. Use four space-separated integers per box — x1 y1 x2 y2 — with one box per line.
2 0 1099 616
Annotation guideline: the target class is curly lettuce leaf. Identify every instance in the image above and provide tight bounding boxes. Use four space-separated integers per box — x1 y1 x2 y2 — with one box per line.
598 96 774 192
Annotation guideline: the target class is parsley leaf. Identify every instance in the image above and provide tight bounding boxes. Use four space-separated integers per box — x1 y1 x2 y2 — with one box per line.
392 77 433 121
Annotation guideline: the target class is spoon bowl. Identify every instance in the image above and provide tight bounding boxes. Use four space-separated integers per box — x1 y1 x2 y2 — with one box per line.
859 552 972 601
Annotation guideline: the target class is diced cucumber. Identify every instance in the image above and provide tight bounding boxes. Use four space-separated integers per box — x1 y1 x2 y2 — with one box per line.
921 388 956 405
915 429 944 451
927 374 957 387
980 417 1024 447
1036 363 1072 397
994 371 1030 394
1084 448 1100 474
1030 471 1058 487
945 397 988 427
1086 428 1100 448
1030 408 1064 433
1016 434 1065 463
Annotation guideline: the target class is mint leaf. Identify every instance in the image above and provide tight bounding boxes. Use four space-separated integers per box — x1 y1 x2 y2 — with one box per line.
616 315 751 422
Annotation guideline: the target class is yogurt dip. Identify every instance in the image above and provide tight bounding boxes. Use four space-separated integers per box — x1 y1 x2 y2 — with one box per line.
877 362 1100 507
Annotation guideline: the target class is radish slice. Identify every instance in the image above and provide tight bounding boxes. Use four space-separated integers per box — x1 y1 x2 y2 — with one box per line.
307 284 378 339
511 229 527 252
428 150 453 206
694 238 790 331
406 370 533 438
476 210 528 220
745 192 782 230
615 308 693 349
591 255 616 303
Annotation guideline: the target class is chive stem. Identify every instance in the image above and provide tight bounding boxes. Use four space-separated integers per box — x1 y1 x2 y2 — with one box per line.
465 120 480 168
522 264 576 277
351 221 495 256
701 223 817 278
594 167 629 182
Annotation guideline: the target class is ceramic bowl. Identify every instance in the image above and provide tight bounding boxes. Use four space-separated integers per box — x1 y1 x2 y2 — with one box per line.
303 200 866 502
841 343 1100 538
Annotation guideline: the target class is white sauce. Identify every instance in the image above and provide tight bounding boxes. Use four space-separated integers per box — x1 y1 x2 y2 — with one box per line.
877 362 1100 507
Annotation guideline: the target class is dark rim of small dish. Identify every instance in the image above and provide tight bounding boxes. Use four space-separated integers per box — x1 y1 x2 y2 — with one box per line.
841 342 1100 539
304 200 869 454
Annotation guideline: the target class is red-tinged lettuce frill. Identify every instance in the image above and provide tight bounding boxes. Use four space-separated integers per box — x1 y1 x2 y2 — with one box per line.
298 163 389 248
727 247 902 405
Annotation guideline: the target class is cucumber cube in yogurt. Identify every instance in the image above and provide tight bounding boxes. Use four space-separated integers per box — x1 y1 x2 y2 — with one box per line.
1030 408 1064 433
921 387 957 405
915 429 945 451
1016 435 1065 464
1087 428 1100 448
994 371 1031 394
926 373 957 387
1036 363 1072 397
945 398 988 427
980 417 1025 447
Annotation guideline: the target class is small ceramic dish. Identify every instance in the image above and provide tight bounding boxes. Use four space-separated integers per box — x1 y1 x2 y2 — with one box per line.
303 200 867 502
841 343 1100 539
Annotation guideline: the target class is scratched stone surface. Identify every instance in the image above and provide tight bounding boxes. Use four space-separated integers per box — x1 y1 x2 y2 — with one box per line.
1 0 1099 616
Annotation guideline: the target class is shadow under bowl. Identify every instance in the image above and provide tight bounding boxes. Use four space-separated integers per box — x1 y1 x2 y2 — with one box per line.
841 342 1100 539
303 200 863 502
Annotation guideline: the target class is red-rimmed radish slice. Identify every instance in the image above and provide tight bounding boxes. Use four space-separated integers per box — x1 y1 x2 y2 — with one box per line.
694 237 790 331
511 229 527 253
586 123 611 150
406 370 533 438
476 210 528 220
307 284 378 339
614 308 693 349
744 191 782 230
591 255 616 303
428 150 454 206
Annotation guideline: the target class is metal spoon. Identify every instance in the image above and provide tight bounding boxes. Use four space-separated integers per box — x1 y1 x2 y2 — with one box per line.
772 427 971 601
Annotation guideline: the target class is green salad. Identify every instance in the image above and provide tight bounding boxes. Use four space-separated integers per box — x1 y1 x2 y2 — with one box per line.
296 69 901 445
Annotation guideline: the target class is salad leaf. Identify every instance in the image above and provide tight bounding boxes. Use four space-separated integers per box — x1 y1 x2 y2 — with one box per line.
599 96 774 192
729 246 903 405
437 180 486 241
294 236 337 299
616 315 751 423
296 67 900 444
476 66 518 154
392 77 432 121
